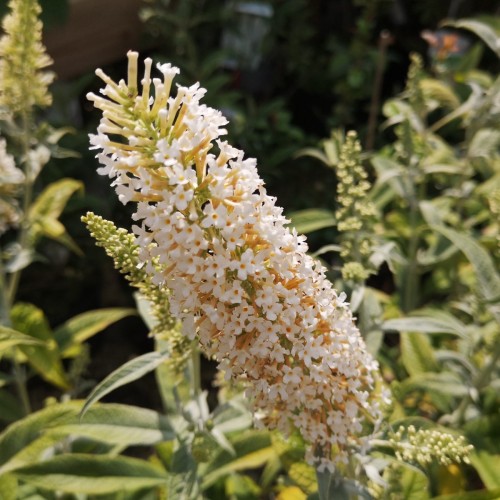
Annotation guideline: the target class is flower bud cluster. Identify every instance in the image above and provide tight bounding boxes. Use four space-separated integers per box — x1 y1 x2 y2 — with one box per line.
88 51 386 469
389 425 473 467
82 212 189 371
0 0 54 115
335 132 377 283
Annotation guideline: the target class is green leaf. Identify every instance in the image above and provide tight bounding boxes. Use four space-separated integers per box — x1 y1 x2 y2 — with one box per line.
52 404 174 446
0 390 23 423
202 432 274 489
288 209 336 234
400 333 439 376
202 446 276 489
432 226 500 303
420 78 460 109
0 473 17 500
54 308 136 356
468 129 500 159
27 178 83 251
80 351 170 418
0 326 45 352
470 452 500 489
444 18 500 57
0 401 173 475
433 487 500 500
11 303 69 390
14 454 168 494
400 372 470 398
399 465 430 500
0 402 79 473
372 155 414 200
382 313 466 337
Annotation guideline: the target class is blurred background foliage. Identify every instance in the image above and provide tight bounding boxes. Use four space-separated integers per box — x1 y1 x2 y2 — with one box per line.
6 0 500 415
0 0 499 497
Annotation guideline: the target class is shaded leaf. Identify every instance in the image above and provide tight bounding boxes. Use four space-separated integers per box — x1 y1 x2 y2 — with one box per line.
14 454 167 494
11 303 69 389
54 308 136 356
0 390 23 423
470 452 500 489
445 18 500 57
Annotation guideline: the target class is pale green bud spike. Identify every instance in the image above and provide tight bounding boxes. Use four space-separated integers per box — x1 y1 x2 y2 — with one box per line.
82 212 190 372
388 425 474 467
0 0 54 115
335 131 378 283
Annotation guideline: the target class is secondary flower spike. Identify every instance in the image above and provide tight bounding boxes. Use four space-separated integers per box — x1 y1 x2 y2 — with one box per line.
87 51 386 469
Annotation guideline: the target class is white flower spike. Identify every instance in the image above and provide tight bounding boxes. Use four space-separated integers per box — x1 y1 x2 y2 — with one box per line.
88 51 387 470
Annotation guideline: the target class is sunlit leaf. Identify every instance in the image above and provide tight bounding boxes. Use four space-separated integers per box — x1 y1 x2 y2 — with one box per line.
80 351 170 418
27 178 83 252
470 452 500 489
14 454 167 494
288 209 336 234
382 313 466 337
400 333 440 376
0 473 17 500
276 485 307 499
0 326 44 353
433 487 500 500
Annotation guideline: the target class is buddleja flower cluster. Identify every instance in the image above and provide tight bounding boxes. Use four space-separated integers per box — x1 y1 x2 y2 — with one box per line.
389 425 473 467
87 51 386 469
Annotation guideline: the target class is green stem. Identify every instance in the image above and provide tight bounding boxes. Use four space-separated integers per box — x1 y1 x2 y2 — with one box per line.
7 109 33 305
402 185 420 314
190 344 201 398
12 357 31 415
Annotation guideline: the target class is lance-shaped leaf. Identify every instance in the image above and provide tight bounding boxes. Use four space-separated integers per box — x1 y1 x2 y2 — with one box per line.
11 303 69 390
50 404 174 446
27 178 83 252
382 311 467 338
54 308 136 356
0 401 174 475
80 351 171 418
432 225 500 317
0 326 44 353
0 402 78 472
288 209 336 235
13 454 168 494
